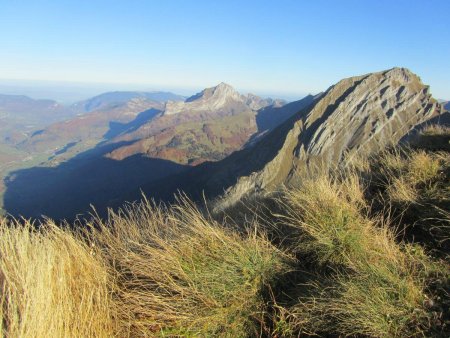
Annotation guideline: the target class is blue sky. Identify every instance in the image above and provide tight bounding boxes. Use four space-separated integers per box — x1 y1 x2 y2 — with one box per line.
0 0 449 100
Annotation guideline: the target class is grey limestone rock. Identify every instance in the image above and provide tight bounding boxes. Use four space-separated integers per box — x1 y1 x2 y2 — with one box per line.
214 68 447 210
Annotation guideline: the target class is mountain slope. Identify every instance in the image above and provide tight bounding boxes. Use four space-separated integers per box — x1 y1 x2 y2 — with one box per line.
18 91 184 156
20 98 164 155
214 68 448 209
0 94 76 144
215 68 448 209
0 94 81 210
72 91 184 113
103 83 293 165
139 68 448 211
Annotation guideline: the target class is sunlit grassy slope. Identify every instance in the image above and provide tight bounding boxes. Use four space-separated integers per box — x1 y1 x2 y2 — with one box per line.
0 125 448 337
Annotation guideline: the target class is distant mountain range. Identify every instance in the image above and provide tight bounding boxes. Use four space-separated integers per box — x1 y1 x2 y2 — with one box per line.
2 69 449 219
0 85 295 217
0 91 184 146
0 94 80 198
16 84 292 164
0 91 182 166
104 83 291 165
71 91 185 113
0 94 75 144
0 91 182 212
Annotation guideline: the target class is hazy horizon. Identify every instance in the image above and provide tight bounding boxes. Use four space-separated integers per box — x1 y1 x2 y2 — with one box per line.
0 78 309 104
1 0 449 100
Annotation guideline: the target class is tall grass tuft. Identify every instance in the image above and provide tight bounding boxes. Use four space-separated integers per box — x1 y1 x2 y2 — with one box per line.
280 174 440 337
0 217 116 338
372 148 446 204
86 196 290 337
280 174 400 270
365 146 450 255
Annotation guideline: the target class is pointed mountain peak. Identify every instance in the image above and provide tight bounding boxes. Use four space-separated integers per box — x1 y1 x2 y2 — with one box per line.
388 67 414 75
216 82 233 89
382 67 420 84
163 82 244 115
186 82 239 103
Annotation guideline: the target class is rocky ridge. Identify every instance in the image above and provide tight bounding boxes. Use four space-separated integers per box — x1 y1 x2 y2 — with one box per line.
212 68 447 210
163 83 281 116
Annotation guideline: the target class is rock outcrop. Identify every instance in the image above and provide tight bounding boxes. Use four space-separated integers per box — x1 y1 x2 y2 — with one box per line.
163 83 246 115
163 82 284 116
212 68 447 210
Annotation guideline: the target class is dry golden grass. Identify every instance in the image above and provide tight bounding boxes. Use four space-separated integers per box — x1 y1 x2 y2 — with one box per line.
0 217 116 338
420 124 450 137
290 248 435 337
360 143 450 257
369 148 448 204
410 124 450 151
0 199 289 337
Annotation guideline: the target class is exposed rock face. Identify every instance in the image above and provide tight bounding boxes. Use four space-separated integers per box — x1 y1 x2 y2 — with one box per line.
164 83 246 115
163 83 285 116
213 68 447 210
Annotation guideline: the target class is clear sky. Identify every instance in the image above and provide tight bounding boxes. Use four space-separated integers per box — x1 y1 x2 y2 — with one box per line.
0 0 449 100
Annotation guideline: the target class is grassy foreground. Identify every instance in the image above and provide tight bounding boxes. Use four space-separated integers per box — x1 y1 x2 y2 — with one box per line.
0 126 449 337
